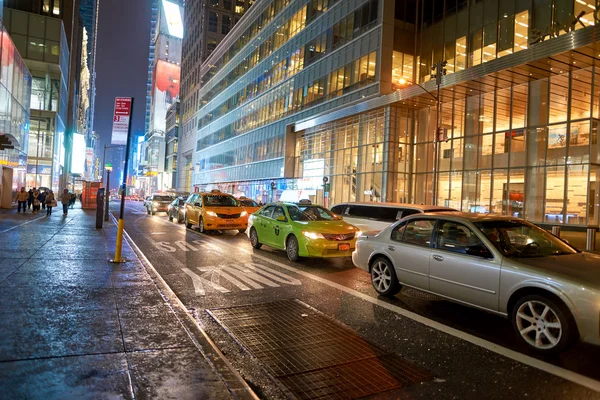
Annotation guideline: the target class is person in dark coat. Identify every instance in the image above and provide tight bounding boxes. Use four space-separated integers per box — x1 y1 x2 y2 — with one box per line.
39 190 46 210
27 188 34 209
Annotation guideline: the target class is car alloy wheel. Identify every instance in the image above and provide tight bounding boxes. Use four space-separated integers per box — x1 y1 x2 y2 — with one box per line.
185 215 192 229
168 212 173 221
512 295 575 352
286 235 299 261
177 212 183 224
515 299 563 351
250 228 262 249
370 257 401 296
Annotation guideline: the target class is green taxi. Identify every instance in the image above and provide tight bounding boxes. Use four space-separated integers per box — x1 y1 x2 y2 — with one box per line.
247 200 361 261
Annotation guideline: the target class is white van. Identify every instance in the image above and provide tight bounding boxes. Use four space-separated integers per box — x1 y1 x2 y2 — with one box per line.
330 202 456 233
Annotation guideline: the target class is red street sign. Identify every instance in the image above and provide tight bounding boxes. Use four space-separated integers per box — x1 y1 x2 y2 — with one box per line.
114 97 132 116
111 97 132 145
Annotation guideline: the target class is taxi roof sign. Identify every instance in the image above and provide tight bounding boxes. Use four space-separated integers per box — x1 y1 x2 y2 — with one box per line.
297 199 312 205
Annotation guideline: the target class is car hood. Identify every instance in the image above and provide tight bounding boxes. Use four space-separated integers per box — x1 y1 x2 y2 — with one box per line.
513 253 600 289
293 220 359 234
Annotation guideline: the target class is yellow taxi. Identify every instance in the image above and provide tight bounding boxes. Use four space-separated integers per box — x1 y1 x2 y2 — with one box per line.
237 197 261 215
248 200 360 261
184 190 248 233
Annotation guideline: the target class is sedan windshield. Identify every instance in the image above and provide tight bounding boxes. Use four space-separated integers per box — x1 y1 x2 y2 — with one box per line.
475 220 578 258
204 195 238 206
154 196 173 201
287 205 337 221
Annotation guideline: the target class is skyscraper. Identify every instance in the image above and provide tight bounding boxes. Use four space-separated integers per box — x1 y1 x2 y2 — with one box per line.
139 0 183 194
176 0 253 192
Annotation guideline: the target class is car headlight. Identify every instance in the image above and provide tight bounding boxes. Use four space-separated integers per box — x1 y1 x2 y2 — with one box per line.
153 201 158 206
240 210 248 217
206 210 217 217
302 231 324 240
356 230 362 238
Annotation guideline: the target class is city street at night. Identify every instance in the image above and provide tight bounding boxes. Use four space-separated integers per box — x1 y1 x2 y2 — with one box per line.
114 200 600 399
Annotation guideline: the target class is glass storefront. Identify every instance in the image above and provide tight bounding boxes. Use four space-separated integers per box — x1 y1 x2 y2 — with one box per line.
295 63 600 226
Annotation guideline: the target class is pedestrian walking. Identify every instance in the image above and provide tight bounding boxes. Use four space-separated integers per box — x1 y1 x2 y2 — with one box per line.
45 190 56 216
27 188 34 209
60 188 71 216
15 187 28 213
39 190 46 210
69 192 76 209
32 188 40 214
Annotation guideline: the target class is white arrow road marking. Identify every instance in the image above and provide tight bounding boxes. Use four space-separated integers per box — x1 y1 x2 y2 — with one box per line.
181 268 230 295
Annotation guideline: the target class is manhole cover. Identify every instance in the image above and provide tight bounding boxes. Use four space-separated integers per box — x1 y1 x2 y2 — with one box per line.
401 288 443 301
208 299 434 399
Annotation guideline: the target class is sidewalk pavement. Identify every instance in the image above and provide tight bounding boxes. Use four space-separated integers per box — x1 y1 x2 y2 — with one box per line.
0 206 240 399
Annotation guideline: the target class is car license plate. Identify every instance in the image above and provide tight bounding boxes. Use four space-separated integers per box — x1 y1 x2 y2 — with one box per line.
338 243 350 251
226 220 233 224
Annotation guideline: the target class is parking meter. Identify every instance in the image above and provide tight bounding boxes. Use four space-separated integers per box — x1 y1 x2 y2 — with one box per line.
96 188 105 229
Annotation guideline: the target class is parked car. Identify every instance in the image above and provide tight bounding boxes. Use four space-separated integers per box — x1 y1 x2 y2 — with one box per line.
146 194 174 215
248 199 361 261
184 190 248 233
330 202 456 233
168 196 187 223
352 212 600 353
238 197 261 215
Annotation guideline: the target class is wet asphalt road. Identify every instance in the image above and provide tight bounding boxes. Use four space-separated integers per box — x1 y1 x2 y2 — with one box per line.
118 201 600 399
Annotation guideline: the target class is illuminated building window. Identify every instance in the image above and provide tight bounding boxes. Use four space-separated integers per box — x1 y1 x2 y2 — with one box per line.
514 11 528 52
53 0 61 15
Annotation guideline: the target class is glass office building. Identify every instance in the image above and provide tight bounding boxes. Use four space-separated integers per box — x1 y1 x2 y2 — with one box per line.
0 18 31 206
3 8 69 192
193 0 600 226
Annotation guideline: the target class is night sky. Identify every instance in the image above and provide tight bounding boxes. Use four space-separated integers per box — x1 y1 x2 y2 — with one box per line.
95 0 152 183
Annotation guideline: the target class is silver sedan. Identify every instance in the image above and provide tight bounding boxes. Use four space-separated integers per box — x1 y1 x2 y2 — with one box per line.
352 212 600 353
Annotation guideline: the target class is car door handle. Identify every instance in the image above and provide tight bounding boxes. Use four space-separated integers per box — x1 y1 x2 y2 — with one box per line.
432 255 444 262
388 246 395 251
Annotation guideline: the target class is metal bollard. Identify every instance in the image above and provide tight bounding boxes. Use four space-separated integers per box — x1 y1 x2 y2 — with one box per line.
586 228 597 252
551 226 561 237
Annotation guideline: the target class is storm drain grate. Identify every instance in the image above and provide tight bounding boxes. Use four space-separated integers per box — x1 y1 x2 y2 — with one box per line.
208 299 434 399
401 287 444 301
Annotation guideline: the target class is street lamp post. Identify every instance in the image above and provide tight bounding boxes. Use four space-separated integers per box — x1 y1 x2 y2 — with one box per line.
399 62 447 205
102 144 122 220
430 60 447 206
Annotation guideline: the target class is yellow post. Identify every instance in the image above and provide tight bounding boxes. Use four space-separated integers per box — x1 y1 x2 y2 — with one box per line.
114 218 125 262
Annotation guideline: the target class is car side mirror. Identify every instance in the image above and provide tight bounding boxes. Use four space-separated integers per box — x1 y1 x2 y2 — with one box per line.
466 245 493 259
276 215 286 222
336 216 343 220
194 202 201 207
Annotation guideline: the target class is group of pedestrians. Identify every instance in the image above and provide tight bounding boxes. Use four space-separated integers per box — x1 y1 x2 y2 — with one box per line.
15 187 75 216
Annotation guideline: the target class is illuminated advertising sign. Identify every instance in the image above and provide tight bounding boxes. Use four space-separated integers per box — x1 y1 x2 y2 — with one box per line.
161 0 184 39
71 134 86 174
152 61 180 133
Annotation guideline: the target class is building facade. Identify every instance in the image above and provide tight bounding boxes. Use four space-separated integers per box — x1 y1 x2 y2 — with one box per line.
0 18 31 208
176 0 253 193
164 100 179 188
189 0 600 227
